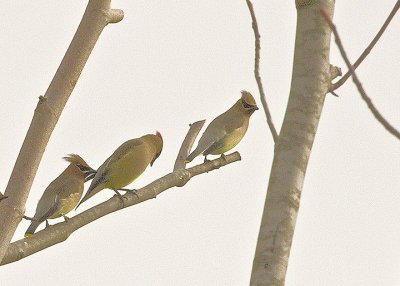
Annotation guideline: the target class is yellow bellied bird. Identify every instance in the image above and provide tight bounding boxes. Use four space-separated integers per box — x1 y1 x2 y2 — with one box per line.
185 90 258 163
25 154 96 237
76 132 163 209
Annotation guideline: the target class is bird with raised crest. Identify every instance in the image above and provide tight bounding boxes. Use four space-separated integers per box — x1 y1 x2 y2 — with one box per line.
25 154 96 237
185 90 258 163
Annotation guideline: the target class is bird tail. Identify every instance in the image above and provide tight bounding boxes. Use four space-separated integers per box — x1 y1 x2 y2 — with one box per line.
75 183 102 210
185 146 203 163
25 220 41 238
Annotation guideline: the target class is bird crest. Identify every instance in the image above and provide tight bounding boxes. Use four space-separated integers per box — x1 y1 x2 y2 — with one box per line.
241 90 257 106
63 154 90 168
240 90 258 112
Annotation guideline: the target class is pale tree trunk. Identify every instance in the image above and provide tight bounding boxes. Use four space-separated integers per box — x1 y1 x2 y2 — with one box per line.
250 0 336 285
0 0 123 263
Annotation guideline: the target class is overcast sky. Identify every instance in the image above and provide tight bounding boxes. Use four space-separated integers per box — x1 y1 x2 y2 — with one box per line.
1 1 399 285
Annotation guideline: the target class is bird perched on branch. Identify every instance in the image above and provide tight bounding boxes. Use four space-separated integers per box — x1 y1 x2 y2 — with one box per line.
185 90 258 163
25 154 96 237
76 132 163 209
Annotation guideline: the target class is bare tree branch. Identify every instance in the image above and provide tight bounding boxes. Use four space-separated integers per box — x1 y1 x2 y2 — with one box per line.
173 120 206 171
250 1 336 284
321 9 400 141
1 152 241 266
332 0 400 90
0 0 124 263
245 0 279 143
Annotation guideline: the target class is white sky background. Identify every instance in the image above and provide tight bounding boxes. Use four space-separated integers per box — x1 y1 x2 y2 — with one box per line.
1 1 399 285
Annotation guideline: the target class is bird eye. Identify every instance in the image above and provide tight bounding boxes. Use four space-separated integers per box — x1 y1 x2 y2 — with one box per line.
77 164 88 172
242 99 253 109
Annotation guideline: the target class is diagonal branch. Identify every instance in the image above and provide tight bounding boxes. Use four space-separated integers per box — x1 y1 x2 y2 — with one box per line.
332 0 400 90
1 152 241 266
174 120 206 171
245 0 279 143
0 0 123 263
321 9 400 141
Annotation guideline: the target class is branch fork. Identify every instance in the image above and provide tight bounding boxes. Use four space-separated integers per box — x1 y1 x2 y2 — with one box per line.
0 0 125 264
2 120 241 266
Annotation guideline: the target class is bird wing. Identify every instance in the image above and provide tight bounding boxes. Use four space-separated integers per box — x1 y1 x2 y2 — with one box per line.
87 139 145 193
188 110 246 160
32 174 67 222
36 177 80 221
37 194 60 222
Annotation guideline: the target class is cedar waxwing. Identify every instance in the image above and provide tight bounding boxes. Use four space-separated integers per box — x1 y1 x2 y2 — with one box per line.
75 132 163 209
25 154 96 237
186 90 258 163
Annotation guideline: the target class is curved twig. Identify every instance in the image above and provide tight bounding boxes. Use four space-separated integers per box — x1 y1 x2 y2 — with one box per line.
245 0 279 143
322 9 400 141
332 0 400 90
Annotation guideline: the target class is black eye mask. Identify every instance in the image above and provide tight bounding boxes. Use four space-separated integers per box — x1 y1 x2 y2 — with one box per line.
77 164 91 172
242 99 255 109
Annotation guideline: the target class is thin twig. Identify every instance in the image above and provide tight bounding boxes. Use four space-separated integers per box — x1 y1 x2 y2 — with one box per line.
332 0 400 90
173 120 206 171
245 0 279 143
321 9 400 141
330 90 339 97
1 152 241 266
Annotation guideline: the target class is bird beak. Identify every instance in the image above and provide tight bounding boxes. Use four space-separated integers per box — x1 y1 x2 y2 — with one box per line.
253 106 259 111
84 173 96 182
84 168 97 182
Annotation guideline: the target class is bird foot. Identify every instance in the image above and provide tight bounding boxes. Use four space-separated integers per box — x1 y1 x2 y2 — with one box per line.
119 188 140 200
203 156 210 163
63 215 70 222
113 190 127 208
23 215 34 221
45 220 51 228
220 153 226 160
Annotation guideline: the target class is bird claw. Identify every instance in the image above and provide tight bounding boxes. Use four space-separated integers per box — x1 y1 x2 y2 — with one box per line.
119 188 140 200
63 215 70 222
113 190 126 207
203 156 210 163
23 215 34 221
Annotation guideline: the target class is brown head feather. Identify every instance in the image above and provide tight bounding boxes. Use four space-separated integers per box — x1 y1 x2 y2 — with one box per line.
240 90 257 106
63 154 91 168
